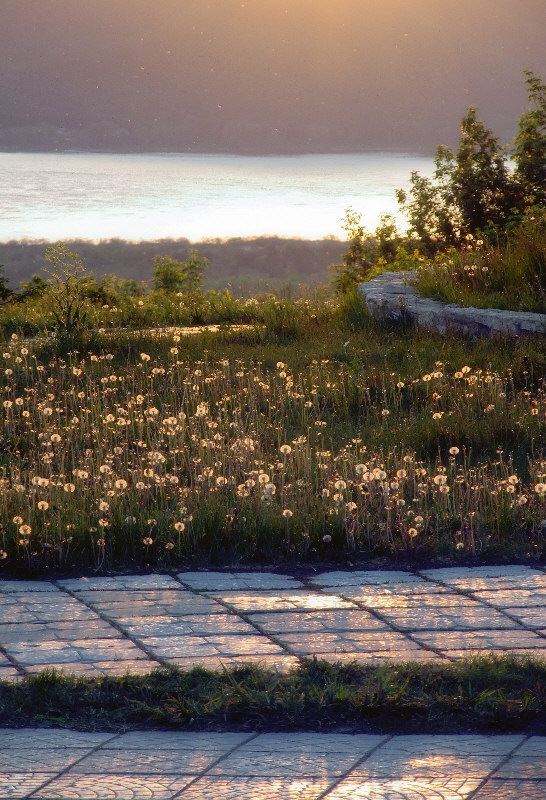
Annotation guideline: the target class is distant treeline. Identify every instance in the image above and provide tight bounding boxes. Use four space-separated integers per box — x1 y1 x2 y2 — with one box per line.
0 237 345 294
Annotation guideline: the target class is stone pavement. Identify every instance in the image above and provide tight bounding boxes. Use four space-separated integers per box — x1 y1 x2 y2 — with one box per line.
1 565 546 679
1 729 545 799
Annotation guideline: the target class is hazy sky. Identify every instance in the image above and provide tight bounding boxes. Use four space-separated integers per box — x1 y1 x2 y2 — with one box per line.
1 0 545 152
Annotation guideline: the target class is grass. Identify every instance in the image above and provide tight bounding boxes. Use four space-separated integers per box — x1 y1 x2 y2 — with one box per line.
1 655 545 734
413 215 546 314
1 291 545 573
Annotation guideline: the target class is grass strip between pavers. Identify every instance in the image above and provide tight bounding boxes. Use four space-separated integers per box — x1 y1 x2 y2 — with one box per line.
2 654 545 735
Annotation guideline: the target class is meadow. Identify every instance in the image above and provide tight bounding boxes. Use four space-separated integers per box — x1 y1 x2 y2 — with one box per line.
1 288 545 573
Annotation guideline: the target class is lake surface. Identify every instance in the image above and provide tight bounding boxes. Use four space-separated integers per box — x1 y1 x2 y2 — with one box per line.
0 152 434 242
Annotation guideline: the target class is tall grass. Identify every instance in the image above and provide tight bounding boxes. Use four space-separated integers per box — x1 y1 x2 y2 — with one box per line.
414 214 546 313
1 308 545 571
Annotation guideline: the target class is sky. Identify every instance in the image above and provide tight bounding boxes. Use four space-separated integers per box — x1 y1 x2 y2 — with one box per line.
1 0 545 153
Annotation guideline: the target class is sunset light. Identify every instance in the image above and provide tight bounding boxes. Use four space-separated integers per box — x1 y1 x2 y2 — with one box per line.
0 4 545 795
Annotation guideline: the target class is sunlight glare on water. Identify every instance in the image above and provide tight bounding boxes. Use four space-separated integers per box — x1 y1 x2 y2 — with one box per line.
0 152 433 242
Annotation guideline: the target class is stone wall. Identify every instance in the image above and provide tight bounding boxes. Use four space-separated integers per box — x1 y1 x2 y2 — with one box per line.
359 271 546 338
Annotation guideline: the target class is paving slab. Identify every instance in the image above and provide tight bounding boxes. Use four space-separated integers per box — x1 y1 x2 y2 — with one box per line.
471 780 546 799
0 731 540 800
0 567 545 679
178 571 304 591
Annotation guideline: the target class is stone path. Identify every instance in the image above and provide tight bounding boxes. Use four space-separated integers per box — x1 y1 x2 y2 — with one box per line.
1 729 544 799
1 565 546 679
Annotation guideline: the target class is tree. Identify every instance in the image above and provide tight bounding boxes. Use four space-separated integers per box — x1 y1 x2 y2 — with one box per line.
398 108 519 249
453 107 521 236
396 149 460 253
19 274 48 299
329 209 374 293
0 265 13 302
43 243 89 339
152 255 185 293
513 71 546 205
152 251 207 293
397 72 546 250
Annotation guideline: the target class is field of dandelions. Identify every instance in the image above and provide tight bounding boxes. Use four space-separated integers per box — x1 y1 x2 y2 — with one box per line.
1 298 545 572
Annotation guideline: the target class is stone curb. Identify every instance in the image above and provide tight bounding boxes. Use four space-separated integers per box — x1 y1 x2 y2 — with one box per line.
359 270 546 338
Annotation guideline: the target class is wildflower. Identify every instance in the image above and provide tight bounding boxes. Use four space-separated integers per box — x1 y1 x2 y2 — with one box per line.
19 524 32 536
279 444 292 455
372 468 387 480
282 509 293 519
98 519 110 528
322 534 332 543
99 501 110 512
140 353 151 362
381 409 390 416
449 447 460 456
408 527 418 538
115 479 128 490
63 483 76 493
535 483 546 496
12 516 23 525
142 537 153 546
334 479 347 491
321 488 330 498
174 522 186 532
433 474 447 486
37 501 49 511
165 542 175 550
439 484 450 494
96 538 106 547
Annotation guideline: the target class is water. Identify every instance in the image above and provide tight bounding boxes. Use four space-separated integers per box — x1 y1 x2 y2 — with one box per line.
0 151 433 242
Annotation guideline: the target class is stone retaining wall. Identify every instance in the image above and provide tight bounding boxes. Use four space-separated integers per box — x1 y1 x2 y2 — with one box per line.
359 270 546 338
